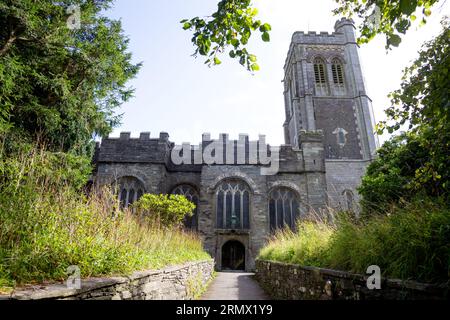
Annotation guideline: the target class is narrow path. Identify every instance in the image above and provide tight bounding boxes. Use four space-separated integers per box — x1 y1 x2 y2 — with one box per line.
201 272 269 300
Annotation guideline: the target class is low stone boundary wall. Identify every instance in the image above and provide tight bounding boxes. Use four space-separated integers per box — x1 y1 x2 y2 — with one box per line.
1 260 214 300
255 260 448 300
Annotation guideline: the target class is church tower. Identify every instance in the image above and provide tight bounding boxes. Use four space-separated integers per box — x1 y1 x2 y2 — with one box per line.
283 18 379 210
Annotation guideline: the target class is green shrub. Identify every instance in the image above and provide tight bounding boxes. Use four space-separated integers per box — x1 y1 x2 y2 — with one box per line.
0 147 210 289
133 194 195 228
358 133 431 214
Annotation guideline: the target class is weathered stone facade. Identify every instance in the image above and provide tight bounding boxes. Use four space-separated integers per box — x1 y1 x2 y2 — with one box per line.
1 260 214 300
92 18 378 272
93 131 328 272
255 260 448 300
283 18 379 210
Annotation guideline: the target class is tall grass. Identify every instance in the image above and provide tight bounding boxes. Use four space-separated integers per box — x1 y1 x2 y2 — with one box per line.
0 147 209 289
259 222 333 267
258 201 450 283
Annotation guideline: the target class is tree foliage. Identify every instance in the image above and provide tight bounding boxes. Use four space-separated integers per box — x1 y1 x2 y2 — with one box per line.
0 0 140 156
358 132 435 213
133 194 196 228
182 0 443 69
181 0 270 71
375 20 450 199
334 0 441 48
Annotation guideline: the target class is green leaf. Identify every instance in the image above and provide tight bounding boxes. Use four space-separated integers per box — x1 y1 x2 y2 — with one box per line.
395 19 411 34
249 54 257 62
400 0 418 15
182 22 192 30
260 23 272 32
388 34 402 47
262 32 270 42
213 56 222 65
250 63 260 71
229 50 236 58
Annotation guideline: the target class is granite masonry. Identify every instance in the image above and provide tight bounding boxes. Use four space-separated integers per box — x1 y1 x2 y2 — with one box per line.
255 260 449 300
92 18 379 271
1 260 214 300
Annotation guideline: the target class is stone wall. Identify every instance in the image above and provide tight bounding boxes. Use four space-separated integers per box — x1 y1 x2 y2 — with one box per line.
1 260 214 300
255 260 448 300
325 159 371 212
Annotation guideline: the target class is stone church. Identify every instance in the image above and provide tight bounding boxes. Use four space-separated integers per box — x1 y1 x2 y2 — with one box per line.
92 18 378 271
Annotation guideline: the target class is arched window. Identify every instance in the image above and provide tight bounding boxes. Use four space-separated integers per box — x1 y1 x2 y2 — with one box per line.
172 184 199 230
120 188 127 208
128 189 135 207
331 58 345 86
137 189 143 200
216 180 250 230
269 188 300 231
313 58 328 95
115 176 145 209
343 189 354 211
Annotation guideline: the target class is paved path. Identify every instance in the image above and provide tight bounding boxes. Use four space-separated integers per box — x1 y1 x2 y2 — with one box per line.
201 272 270 300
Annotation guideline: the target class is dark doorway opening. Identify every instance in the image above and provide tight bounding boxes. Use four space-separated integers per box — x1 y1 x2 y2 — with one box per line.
221 240 245 270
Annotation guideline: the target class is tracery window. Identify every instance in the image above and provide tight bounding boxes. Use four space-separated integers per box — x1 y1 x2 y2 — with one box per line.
269 188 300 231
116 176 145 208
216 180 250 230
172 184 199 230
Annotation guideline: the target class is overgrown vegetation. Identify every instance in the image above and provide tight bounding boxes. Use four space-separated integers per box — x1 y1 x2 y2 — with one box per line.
0 1 212 292
358 132 432 214
259 200 450 283
0 145 209 290
259 222 333 268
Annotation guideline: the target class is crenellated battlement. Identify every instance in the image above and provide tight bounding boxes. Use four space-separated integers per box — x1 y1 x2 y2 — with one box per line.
284 18 356 71
105 131 171 142
95 131 326 173
290 30 344 47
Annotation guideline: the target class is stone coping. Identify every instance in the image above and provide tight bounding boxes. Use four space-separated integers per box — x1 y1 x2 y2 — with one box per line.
256 260 449 294
0 259 214 300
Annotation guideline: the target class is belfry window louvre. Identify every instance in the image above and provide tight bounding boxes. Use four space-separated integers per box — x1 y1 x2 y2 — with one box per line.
313 58 328 95
216 180 250 230
332 58 344 85
314 60 326 84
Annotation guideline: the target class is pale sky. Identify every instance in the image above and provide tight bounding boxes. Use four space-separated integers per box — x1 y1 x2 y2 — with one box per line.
107 0 449 146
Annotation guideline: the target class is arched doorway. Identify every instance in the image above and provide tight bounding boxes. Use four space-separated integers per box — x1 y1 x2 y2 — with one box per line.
221 240 245 270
